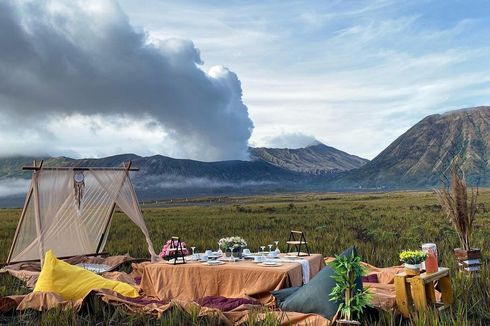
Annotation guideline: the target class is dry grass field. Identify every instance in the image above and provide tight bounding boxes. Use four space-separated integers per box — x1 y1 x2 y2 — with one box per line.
1 190 489 325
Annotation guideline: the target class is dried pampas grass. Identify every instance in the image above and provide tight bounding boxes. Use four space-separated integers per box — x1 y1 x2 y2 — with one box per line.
435 169 478 251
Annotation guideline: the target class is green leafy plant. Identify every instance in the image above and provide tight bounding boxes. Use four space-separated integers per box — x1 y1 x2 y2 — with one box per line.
329 252 372 322
399 250 427 265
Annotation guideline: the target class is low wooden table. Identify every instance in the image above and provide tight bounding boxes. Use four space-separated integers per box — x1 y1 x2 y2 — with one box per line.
395 267 453 317
139 254 325 304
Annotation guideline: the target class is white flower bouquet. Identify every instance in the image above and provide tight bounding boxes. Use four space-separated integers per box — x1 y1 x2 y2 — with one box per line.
218 236 247 251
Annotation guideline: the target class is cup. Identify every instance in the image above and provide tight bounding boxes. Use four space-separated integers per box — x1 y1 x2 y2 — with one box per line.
254 256 263 263
243 248 251 255
205 250 212 256
201 255 208 261
268 251 278 258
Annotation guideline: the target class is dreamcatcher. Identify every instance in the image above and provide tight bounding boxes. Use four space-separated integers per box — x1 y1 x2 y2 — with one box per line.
74 171 85 213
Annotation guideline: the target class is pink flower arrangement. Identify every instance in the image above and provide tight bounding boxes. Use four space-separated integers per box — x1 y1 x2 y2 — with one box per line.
159 239 189 258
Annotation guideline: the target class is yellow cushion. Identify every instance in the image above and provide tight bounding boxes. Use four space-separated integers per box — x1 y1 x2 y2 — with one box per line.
34 250 139 300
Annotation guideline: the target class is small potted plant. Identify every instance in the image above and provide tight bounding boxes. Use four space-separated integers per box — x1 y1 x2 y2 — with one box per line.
329 252 372 325
218 236 247 258
399 250 427 276
435 169 481 274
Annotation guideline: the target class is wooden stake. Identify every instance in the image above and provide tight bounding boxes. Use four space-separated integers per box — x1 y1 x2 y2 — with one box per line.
95 161 132 254
32 160 45 265
22 166 139 171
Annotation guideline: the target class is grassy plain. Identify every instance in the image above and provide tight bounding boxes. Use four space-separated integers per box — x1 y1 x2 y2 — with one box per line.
1 190 489 325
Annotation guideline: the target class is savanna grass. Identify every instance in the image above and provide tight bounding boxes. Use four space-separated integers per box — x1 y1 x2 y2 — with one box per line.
1 190 490 325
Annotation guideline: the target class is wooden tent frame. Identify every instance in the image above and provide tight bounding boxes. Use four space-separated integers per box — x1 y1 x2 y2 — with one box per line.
5 160 139 265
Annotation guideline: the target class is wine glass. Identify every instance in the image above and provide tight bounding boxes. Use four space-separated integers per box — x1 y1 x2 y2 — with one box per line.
260 246 266 253
191 246 196 260
268 244 273 252
274 241 280 253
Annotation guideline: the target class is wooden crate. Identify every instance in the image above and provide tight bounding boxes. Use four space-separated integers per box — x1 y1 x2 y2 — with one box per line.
395 267 453 318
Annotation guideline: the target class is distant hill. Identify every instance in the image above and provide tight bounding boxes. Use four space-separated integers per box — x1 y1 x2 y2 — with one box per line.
337 106 490 188
249 143 368 174
0 153 325 207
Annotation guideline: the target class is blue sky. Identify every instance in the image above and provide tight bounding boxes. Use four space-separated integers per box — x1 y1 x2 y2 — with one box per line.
2 0 490 161
119 0 490 158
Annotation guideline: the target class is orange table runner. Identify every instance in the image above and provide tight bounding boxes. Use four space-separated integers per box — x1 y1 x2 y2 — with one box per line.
140 254 324 304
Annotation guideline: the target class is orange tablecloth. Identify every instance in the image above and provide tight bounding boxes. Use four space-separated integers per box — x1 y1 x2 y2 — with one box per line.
140 254 324 304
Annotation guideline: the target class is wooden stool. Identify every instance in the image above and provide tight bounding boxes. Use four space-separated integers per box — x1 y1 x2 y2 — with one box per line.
286 230 310 256
395 267 453 318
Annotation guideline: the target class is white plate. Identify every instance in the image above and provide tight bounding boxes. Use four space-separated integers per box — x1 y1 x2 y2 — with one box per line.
258 262 282 267
201 261 225 266
284 255 302 259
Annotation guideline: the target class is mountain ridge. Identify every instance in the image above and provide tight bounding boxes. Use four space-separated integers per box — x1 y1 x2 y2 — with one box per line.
249 142 368 174
1 106 490 206
336 106 490 188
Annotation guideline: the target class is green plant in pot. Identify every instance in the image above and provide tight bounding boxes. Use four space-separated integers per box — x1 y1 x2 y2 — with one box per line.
435 168 481 274
329 252 371 325
399 250 427 276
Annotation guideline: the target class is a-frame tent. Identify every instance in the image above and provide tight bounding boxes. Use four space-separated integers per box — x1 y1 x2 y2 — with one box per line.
6 161 158 265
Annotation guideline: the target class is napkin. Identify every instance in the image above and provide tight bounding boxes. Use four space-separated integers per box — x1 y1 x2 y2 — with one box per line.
275 258 310 284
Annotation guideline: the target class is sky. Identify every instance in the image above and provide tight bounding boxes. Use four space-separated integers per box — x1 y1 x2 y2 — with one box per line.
2 0 490 161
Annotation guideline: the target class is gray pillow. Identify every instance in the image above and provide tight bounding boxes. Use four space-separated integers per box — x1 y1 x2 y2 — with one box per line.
279 264 339 319
279 246 362 320
271 286 300 306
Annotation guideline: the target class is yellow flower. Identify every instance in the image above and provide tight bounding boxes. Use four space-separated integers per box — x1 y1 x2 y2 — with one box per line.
399 250 427 264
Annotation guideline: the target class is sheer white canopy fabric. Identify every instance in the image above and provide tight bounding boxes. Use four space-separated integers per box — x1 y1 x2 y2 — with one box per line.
9 167 158 264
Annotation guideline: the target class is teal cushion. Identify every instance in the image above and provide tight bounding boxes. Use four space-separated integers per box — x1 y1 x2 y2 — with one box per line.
279 246 363 320
271 286 300 305
339 246 357 257
279 264 338 319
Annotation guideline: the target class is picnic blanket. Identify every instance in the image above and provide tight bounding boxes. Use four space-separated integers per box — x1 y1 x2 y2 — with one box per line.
0 255 414 325
1 287 330 325
2 254 135 288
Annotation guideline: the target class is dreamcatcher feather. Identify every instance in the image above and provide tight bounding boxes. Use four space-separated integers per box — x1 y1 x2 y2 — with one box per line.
74 171 85 214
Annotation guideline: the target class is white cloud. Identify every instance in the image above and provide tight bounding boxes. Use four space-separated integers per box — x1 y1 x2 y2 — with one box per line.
253 132 319 149
0 178 30 198
0 0 253 161
2 0 490 162
119 0 490 159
